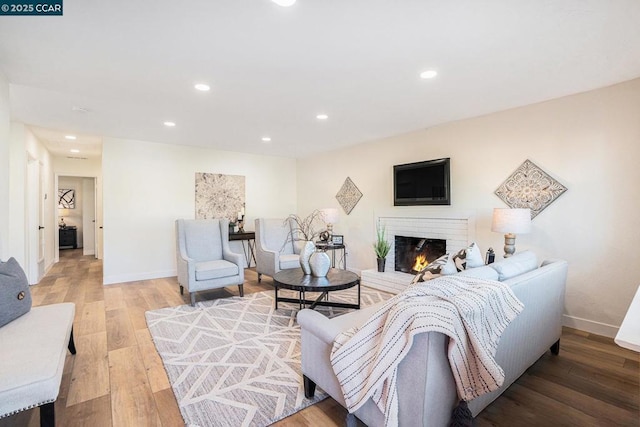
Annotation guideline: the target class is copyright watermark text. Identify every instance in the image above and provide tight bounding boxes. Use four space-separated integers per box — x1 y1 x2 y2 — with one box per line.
0 1 63 15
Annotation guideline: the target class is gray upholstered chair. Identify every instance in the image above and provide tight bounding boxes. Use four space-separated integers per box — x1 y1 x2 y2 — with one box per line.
255 218 301 282
175 219 244 306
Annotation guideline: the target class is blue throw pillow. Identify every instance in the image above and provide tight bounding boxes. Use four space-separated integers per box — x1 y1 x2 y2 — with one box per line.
0 257 32 327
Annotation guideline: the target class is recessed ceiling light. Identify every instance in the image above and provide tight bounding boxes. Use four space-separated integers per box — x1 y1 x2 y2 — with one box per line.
271 0 296 6
164 121 176 127
65 135 76 140
316 114 329 120
261 137 272 142
420 70 438 79
70 149 80 153
194 83 210 92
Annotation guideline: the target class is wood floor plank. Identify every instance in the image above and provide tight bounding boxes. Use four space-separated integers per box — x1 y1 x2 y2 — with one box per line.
124 288 152 331
64 395 112 427
106 308 137 351
517 373 639 425
153 388 183 427
135 328 171 393
108 346 161 427
76 300 106 336
67 332 111 406
104 286 126 311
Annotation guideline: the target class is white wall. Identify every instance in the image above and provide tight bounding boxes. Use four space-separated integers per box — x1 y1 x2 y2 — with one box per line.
297 78 640 337
0 72 9 260
102 137 297 284
9 123 55 274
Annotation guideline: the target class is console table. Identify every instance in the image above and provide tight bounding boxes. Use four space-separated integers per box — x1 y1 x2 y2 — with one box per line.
59 227 77 249
229 231 256 268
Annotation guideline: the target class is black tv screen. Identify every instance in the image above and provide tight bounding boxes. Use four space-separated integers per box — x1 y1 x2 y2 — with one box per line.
394 158 451 206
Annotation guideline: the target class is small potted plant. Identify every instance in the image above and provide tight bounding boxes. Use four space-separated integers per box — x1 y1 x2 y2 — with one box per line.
373 223 391 272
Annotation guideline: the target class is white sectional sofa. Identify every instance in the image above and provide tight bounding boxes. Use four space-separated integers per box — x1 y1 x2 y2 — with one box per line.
297 251 568 426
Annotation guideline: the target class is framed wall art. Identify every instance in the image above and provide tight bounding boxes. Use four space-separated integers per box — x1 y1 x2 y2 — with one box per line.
58 189 75 209
495 159 567 218
195 173 246 221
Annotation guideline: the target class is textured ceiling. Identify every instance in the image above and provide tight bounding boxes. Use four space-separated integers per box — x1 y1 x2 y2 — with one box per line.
1 0 640 159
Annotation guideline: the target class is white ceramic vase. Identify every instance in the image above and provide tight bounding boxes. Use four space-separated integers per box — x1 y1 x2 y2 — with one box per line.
310 250 331 277
299 240 315 275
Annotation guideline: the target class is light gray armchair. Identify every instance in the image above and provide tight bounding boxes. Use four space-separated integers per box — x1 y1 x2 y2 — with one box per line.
255 218 301 282
176 219 244 306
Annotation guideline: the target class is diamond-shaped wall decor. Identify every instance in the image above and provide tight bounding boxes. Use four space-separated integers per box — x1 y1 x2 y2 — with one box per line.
336 177 363 215
495 159 567 219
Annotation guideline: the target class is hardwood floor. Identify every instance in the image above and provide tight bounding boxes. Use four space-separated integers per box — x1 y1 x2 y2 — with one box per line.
1 250 638 426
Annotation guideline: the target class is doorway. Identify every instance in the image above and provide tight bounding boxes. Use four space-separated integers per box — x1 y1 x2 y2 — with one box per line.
56 176 99 259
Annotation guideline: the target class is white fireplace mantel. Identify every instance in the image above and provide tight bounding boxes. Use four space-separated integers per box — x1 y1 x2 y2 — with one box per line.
362 208 476 293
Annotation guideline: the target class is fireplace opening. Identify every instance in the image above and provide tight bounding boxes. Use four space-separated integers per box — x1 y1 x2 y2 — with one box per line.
394 236 446 274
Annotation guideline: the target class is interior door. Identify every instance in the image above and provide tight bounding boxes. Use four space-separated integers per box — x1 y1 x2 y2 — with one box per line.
26 157 44 284
82 177 96 256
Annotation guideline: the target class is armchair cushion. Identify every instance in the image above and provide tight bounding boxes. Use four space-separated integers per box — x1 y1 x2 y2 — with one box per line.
279 254 300 270
195 260 240 281
183 220 223 261
261 218 295 255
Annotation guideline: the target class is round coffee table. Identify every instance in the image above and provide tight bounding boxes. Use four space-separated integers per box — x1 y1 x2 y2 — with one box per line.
272 268 360 310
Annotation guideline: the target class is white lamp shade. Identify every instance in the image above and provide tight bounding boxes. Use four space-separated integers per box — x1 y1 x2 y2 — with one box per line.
320 208 339 224
491 208 532 234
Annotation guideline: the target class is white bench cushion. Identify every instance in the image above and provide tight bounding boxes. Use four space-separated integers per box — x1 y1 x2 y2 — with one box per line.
0 302 75 417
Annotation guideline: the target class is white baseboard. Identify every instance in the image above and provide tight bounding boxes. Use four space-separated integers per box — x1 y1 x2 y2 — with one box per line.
562 314 619 338
103 269 176 285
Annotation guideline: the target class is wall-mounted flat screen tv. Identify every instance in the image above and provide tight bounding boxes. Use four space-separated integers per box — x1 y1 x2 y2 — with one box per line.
393 158 451 206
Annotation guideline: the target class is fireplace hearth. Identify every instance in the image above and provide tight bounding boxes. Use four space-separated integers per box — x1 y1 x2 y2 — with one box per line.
394 236 446 274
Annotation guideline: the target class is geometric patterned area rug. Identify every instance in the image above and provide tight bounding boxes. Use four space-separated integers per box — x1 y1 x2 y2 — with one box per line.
145 286 392 427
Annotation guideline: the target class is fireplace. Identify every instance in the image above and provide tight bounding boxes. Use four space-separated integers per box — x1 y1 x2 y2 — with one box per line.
394 236 446 274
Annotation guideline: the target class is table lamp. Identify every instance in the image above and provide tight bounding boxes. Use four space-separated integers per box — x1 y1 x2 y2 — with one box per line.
320 208 339 243
491 208 531 258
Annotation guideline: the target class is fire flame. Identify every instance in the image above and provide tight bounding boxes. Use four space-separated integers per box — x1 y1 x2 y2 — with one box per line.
413 254 429 271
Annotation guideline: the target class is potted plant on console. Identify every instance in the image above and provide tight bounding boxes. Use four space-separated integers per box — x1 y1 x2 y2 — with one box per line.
374 223 391 272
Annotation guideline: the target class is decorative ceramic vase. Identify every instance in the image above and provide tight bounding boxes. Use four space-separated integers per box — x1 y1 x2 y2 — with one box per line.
310 250 331 277
299 240 315 275
377 257 386 272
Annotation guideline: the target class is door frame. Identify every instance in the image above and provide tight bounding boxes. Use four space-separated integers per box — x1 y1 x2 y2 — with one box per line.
54 174 102 262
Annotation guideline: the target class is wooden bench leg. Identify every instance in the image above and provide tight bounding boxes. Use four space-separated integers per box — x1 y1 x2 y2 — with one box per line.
303 375 316 398
68 327 76 355
40 402 55 427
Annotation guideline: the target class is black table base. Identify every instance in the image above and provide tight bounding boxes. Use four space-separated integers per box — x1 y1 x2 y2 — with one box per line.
274 285 360 310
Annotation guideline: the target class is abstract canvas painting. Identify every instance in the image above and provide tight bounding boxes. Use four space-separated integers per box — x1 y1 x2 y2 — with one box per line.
195 173 245 221
58 189 75 209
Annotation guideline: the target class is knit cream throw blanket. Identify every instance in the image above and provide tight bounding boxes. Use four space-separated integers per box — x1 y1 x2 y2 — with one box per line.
330 275 524 426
